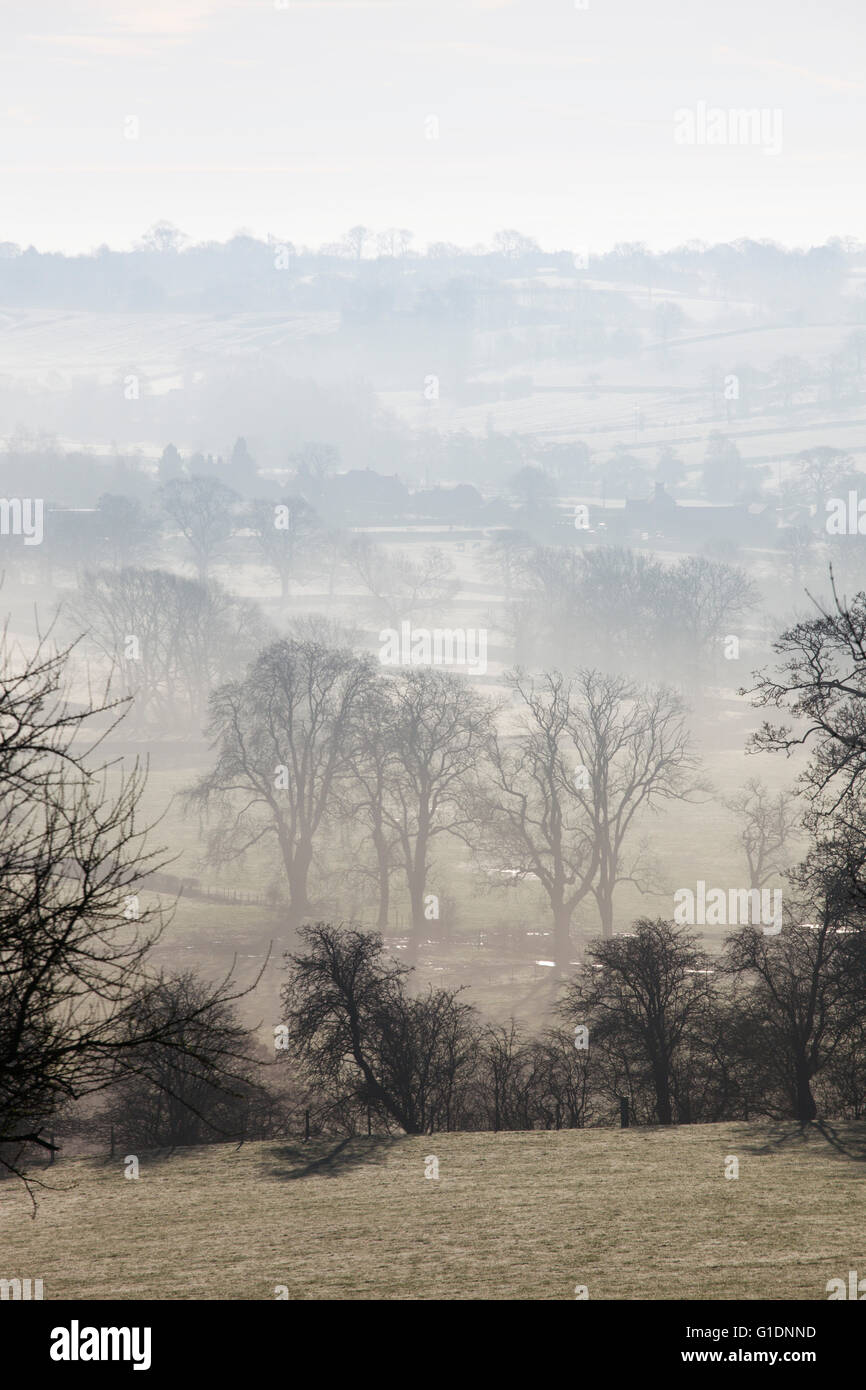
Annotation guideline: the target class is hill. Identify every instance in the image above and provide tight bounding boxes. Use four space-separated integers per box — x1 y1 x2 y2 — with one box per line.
2 1122 863 1300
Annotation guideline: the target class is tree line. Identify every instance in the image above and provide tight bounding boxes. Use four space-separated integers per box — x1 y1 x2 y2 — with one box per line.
184 648 701 960
4 569 866 1188
280 887 866 1135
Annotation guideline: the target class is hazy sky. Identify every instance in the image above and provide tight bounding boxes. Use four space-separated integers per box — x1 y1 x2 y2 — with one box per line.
2 0 863 254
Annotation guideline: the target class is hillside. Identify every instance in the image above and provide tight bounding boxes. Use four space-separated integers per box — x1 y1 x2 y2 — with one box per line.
2 1122 863 1300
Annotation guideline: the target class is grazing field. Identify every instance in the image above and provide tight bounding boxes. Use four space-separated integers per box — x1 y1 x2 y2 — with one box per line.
3 1122 864 1300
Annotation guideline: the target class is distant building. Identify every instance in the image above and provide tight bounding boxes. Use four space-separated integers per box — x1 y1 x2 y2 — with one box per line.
620 481 773 545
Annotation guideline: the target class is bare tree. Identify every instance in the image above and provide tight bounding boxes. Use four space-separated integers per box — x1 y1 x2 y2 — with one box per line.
0 622 257 1199
289 442 339 497
559 919 716 1126
533 1027 594 1129
771 356 812 415
576 672 702 939
281 923 478 1134
745 573 866 828
779 523 816 589
247 496 321 601
378 669 494 961
344 536 458 629
474 1022 543 1131
342 679 401 932
664 555 757 668
93 494 160 570
509 465 556 511
483 669 699 959
92 970 275 1149
343 225 371 261
376 228 413 258
482 670 600 969
493 229 539 259
479 530 534 602
187 641 376 928
140 222 186 254
796 446 850 509
724 843 866 1124
509 546 756 680
509 546 663 673
67 568 270 732
314 527 349 604
160 475 238 583
725 777 800 889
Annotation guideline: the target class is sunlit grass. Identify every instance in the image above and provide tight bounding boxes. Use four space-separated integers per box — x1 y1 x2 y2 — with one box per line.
2 1122 862 1300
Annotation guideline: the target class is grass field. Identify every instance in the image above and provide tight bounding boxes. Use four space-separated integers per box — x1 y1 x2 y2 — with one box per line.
2 1122 864 1300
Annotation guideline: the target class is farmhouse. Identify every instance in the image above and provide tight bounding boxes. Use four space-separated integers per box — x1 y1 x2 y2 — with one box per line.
620 481 773 545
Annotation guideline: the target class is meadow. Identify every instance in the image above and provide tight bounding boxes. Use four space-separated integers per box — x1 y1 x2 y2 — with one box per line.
2 1122 862 1300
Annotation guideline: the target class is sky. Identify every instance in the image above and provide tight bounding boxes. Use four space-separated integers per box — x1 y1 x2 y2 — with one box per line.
1 0 863 255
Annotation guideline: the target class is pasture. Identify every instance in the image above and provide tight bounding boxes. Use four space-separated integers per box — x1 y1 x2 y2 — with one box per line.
2 1122 862 1300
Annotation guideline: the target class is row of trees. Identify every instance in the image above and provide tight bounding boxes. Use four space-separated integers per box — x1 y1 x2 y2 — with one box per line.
281 887 866 1134
49 884 866 1155
186 650 702 960
69 570 270 730
63 537 758 743
57 593 796 957
65 545 461 725
60 569 800 959
4 567 866 1185
194 571 866 1136
487 540 757 680
1 229 851 315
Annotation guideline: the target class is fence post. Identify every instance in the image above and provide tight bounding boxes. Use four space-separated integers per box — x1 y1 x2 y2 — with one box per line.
110 1124 115 1158
367 1106 372 1137
49 1132 55 1165
620 1097 629 1129
304 1109 310 1142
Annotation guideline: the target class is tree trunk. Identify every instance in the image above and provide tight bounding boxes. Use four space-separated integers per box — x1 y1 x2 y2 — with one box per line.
795 1063 817 1124
406 824 429 965
407 871 426 965
595 845 615 939
654 1069 673 1125
372 825 390 934
552 899 573 973
287 839 314 930
596 887 614 940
